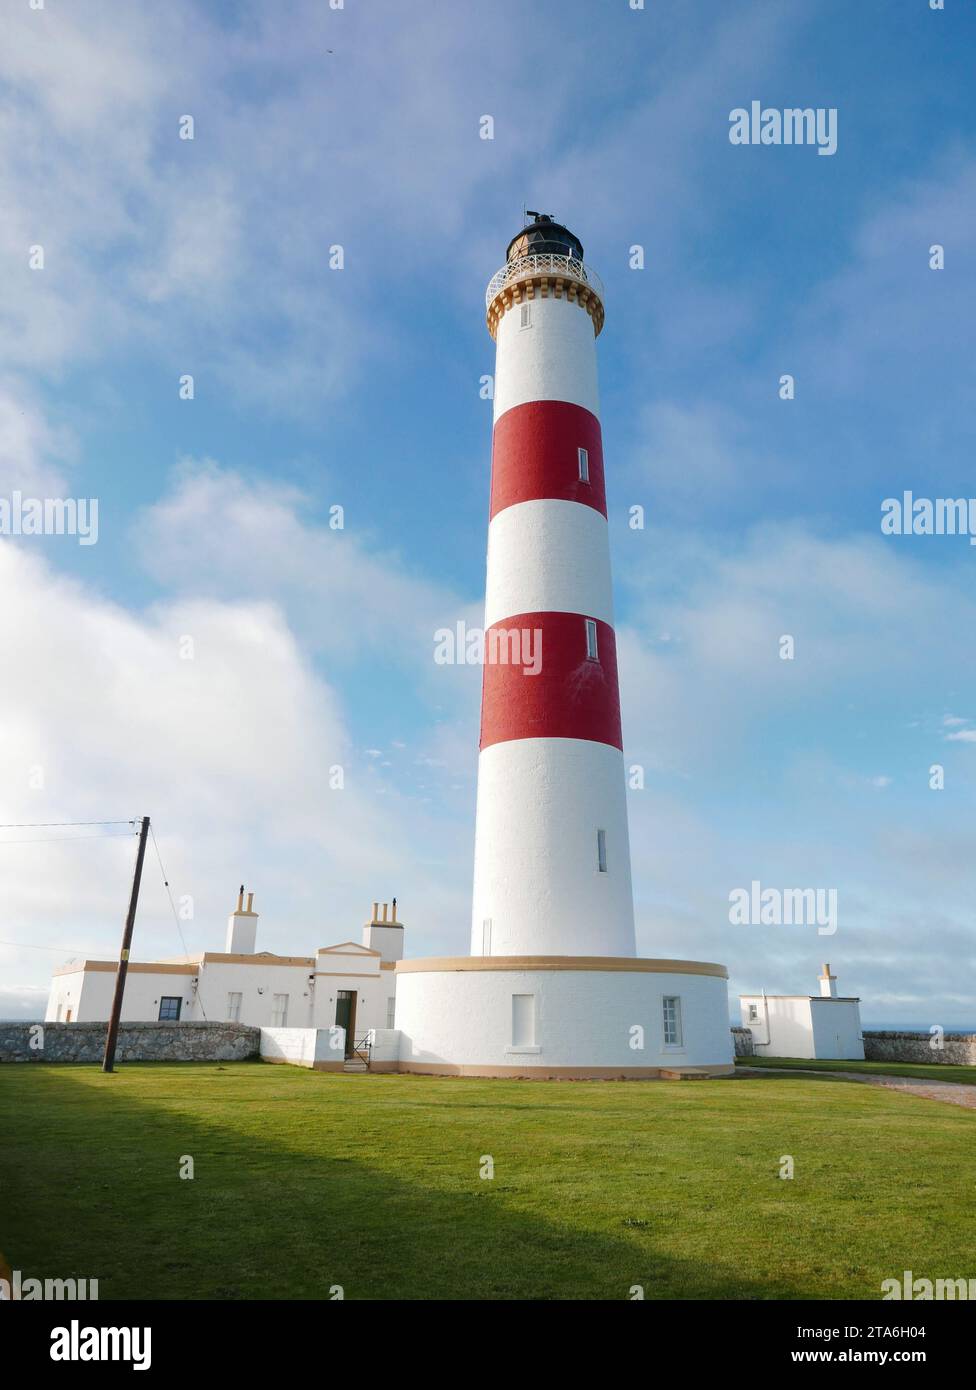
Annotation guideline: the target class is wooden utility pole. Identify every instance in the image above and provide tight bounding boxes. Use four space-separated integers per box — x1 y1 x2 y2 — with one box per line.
102 816 150 1073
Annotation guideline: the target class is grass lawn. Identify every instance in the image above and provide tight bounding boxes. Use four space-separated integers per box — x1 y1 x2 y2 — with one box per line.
739 1056 976 1086
1 1062 973 1301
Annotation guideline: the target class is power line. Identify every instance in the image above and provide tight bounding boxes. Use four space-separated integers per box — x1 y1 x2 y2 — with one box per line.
0 940 104 955
0 820 137 828
0 831 138 846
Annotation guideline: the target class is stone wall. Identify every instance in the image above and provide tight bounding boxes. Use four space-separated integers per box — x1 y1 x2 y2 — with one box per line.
731 1026 755 1057
0 1020 260 1064
863 1031 976 1066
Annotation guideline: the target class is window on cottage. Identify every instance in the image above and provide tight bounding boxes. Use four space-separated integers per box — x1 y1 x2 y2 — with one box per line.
272 993 289 1027
227 992 243 1022
158 996 182 1021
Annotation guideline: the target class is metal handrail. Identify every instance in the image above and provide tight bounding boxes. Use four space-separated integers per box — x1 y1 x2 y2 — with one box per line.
485 252 604 308
351 1033 372 1068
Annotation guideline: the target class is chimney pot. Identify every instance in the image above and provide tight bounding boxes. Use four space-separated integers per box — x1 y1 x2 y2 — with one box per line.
372 901 379 922
246 892 254 913
382 902 389 922
236 887 244 913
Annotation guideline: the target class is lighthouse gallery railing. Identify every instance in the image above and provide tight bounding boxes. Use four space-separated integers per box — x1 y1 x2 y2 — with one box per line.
485 252 604 308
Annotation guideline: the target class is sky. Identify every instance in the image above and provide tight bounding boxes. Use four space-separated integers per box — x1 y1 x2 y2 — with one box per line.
1 0 974 1026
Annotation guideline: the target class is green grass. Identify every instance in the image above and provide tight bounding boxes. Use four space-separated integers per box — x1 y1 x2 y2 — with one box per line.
740 1056 976 1086
1 1062 973 1300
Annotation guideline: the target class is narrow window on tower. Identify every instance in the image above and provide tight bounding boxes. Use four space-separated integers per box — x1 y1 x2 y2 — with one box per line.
520 301 532 329
578 446 589 483
597 828 608 873
585 617 599 661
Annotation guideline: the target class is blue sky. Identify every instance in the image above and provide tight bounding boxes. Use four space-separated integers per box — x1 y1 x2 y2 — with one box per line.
1 0 974 1024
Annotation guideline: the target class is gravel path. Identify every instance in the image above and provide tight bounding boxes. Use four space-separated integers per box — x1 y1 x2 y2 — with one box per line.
736 1065 976 1111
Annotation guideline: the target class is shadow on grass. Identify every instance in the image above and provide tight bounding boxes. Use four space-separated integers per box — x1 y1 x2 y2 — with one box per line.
0 1064 814 1302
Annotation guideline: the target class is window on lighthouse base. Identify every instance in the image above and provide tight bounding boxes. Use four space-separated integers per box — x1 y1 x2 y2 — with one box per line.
578 447 590 482
663 996 684 1049
585 618 599 662
507 994 540 1055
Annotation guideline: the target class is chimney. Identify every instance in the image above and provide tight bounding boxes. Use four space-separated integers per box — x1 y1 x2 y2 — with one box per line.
226 886 259 955
362 899 404 963
819 963 837 998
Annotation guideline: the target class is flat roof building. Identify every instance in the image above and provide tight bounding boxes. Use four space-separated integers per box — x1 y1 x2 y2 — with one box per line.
740 964 864 1060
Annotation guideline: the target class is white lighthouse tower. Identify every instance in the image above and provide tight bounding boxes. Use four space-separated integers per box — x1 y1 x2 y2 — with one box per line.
394 215 733 1078
470 214 634 961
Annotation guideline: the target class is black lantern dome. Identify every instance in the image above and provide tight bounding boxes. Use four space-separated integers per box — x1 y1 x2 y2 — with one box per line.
506 212 584 264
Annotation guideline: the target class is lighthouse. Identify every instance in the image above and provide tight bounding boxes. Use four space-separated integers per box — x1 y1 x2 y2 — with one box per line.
471 214 635 960
394 215 734 1079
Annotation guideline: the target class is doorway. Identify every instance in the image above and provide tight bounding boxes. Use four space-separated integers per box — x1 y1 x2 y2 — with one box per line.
335 990 358 1057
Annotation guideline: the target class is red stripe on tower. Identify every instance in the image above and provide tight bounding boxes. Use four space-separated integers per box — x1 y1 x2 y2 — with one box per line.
479 613 622 751
490 400 607 519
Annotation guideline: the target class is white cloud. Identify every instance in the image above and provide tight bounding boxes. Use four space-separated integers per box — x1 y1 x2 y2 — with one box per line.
0 377 74 495
136 460 481 692
0 528 473 1011
793 150 976 401
618 524 976 1018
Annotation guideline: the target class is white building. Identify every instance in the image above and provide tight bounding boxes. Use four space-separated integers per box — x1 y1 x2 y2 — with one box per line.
740 964 864 1060
46 891 402 1055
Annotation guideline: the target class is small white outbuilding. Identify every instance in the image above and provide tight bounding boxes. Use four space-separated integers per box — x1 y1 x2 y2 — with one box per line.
740 964 864 1061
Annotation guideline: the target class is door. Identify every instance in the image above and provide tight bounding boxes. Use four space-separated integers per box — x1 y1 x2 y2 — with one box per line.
65 1009 72 1023
335 990 358 1056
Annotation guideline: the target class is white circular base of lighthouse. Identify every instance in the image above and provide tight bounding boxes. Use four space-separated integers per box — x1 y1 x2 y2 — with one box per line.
393 957 734 1079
